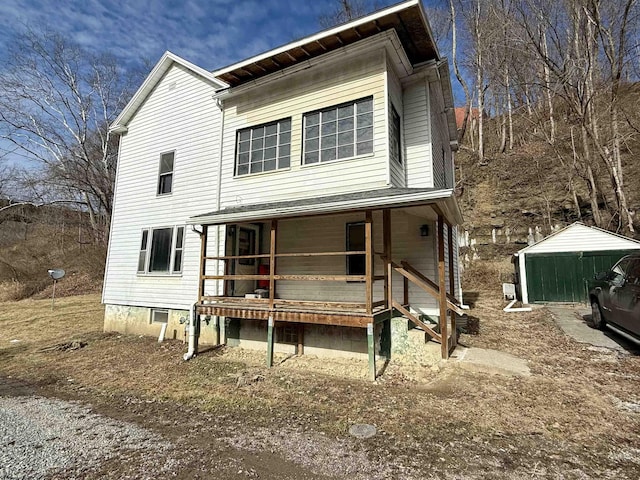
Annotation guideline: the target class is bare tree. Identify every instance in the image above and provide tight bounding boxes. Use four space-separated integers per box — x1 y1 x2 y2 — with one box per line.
449 0 472 144
0 27 140 243
319 0 376 27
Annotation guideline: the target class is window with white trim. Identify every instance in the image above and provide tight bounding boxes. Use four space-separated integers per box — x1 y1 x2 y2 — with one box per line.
390 104 401 164
137 226 185 274
151 309 169 324
303 96 374 164
157 151 174 195
235 118 291 176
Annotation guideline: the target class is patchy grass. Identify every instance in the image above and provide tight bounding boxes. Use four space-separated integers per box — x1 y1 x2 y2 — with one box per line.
1 294 640 478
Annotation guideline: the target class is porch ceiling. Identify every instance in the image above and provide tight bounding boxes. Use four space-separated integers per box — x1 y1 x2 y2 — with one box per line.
188 187 463 225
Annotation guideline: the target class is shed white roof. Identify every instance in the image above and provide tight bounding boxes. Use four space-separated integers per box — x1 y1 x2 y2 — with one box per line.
516 222 640 255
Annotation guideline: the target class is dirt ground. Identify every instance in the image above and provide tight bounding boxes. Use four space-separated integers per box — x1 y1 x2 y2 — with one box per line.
1 293 639 479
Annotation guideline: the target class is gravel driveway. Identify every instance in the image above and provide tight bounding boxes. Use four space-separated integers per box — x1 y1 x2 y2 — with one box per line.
0 395 172 479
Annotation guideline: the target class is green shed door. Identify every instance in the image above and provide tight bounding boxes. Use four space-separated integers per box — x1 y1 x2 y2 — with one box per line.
525 250 636 303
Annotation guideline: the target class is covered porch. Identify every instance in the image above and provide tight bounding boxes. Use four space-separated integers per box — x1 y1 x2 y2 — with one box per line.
189 188 464 379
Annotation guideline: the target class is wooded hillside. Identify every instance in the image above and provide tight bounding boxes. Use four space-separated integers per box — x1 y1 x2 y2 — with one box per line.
448 0 640 238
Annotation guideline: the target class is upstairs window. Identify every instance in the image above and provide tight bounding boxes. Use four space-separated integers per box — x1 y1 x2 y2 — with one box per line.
137 226 185 274
157 151 174 195
390 105 401 164
235 118 291 176
303 96 374 164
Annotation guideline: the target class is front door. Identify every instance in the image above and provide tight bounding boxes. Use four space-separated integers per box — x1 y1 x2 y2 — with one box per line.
233 225 260 297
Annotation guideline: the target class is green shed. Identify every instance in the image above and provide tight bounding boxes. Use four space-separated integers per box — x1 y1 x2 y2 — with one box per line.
515 223 640 304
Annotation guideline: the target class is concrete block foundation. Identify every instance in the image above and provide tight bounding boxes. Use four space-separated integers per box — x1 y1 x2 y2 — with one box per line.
104 304 438 363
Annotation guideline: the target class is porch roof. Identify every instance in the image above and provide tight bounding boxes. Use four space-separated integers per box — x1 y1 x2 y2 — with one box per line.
188 187 463 225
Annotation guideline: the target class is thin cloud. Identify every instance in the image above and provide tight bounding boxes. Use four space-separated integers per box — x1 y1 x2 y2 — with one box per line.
0 0 399 72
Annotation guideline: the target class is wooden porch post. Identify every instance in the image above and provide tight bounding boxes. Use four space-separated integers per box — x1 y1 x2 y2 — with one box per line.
367 322 376 381
437 214 449 360
266 315 275 368
199 225 208 302
365 210 373 314
447 223 457 349
383 209 392 309
267 220 277 367
269 220 277 310
297 324 304 356
223 225 230 297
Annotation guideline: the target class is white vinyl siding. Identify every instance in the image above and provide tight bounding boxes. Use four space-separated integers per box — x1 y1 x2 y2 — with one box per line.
273 211 437 312
430 82 451 189
103 63 223 309
387 63 405 187
403 79 433 188
219 48 388 208
104 43 460 314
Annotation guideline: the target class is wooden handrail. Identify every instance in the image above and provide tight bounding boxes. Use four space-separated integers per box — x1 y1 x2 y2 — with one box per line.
399 261 465 314
392 301 441 342
203 274 367 282
392 261 465 316
205 251 367 261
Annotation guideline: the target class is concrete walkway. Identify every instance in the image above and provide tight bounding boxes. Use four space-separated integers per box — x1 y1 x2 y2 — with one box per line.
547 305 630 351
452 346 531 376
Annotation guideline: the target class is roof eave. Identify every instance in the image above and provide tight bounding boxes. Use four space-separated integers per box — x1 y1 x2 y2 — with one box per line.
188 188 458 226
212 0 424 79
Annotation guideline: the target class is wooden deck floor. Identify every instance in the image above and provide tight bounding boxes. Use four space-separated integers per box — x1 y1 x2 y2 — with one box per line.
197 298 390 327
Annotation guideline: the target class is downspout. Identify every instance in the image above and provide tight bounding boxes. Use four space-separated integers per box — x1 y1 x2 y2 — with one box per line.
503 299 531 313
215 98 225 297
183 301 199 360
185 93 225 363
184 224 205 360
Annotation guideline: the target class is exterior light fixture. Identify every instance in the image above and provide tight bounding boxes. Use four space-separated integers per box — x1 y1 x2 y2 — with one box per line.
420 225 429 237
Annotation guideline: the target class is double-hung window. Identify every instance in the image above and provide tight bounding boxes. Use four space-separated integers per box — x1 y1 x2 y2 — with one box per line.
303 96 374 164
157 151 174 195
235 118 291 176
390 105 401 164
137 226 185 274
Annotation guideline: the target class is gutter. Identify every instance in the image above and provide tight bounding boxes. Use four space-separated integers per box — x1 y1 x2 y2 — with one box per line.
185 93 226 362
215 98 225 297
183 302 199 360
188 189 456 226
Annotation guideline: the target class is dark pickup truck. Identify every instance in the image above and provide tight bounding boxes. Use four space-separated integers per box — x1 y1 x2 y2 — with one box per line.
589 254 640 341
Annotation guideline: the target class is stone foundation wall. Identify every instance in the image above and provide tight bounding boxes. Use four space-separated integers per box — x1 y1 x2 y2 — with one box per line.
103 304 219 345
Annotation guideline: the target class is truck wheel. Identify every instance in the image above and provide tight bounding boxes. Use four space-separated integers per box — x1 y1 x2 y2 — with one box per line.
591 301 606 330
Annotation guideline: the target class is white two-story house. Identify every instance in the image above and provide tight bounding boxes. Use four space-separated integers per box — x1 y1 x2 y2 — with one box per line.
103 0 463 379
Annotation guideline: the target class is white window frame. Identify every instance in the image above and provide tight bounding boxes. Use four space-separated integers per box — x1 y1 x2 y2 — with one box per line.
157 151 175 196
150 309 169 324
302 96 374 165
137 226 185 275
235 118 292 176
390 104 402 165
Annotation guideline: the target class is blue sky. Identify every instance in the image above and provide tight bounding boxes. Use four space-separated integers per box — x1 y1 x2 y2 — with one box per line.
0 0 408 72
0 0 452 173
